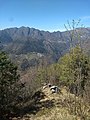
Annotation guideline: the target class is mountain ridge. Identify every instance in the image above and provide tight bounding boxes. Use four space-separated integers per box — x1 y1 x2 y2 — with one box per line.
0 26 90 69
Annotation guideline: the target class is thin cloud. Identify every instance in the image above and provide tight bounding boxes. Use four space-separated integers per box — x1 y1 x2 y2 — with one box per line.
82 16 90 20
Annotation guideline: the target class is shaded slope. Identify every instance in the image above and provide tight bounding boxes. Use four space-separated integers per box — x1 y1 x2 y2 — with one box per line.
12 86 90 120
0 27 90 67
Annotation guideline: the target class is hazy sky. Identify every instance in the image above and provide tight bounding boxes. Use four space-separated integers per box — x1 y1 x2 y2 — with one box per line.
0 0 90 31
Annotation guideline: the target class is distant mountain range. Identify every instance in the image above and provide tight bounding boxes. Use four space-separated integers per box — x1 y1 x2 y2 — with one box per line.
0 27 90 69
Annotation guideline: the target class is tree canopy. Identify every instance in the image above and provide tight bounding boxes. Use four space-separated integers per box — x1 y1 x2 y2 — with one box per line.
0 52 20 119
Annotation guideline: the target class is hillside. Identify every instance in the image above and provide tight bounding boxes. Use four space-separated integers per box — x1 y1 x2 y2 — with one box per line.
0 27 68 58
0 27 90 120
11 86 90 120
0 27 90 70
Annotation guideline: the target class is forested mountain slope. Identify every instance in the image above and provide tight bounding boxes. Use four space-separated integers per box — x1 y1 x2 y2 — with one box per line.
0 27 90 70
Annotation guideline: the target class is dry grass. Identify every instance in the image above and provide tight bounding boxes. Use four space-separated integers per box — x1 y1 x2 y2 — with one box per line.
12 86 90 120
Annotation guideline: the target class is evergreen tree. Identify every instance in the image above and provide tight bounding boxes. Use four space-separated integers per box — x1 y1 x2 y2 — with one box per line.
59 46 90 94
0 52 20 119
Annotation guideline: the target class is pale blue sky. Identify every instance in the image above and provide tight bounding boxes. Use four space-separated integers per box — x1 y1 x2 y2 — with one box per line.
0 0 90 31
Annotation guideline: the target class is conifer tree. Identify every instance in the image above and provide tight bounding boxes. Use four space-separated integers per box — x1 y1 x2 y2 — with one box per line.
0 52 20 119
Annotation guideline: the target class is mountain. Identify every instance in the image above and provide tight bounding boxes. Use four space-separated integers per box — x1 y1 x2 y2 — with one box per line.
0 27 68 56
0 27 90 70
